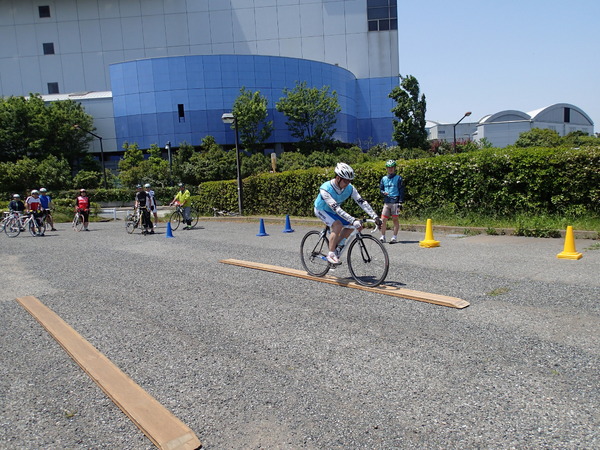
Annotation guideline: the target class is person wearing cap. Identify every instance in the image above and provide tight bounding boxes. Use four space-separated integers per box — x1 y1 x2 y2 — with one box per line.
39 188 57 231
135 184 153 234
24 189 45 236
8 194 25 213
169 182 192 230
75 189 91 231
379 160 404 244
144 183 158 228
314 162 382 265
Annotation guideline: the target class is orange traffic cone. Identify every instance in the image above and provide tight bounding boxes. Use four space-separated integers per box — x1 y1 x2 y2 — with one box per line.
557 226 582 260
419 219 440 248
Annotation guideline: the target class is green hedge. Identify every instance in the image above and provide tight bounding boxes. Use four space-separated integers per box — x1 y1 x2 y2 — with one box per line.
195 147 600 218
4 147 598 219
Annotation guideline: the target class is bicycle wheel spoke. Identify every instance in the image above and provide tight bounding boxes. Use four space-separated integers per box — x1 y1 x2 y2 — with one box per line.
347 235 389 287
300 230 331 277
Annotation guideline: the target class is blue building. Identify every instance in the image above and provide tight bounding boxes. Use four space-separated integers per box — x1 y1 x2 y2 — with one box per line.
0 0 399 159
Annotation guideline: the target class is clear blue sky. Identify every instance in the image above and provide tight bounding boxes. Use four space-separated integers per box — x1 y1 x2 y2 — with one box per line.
399 0 599 130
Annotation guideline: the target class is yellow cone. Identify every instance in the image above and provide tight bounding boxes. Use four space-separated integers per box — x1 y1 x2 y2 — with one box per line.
419 218 440 248
557 226 582 260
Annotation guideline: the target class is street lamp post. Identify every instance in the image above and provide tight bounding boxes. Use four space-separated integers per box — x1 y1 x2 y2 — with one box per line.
453 111 472 152
73 124 108 189
221 112 243 215
165 141 172 185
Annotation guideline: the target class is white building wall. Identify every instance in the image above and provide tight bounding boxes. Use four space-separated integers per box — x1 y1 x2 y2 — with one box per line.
0 0 398 97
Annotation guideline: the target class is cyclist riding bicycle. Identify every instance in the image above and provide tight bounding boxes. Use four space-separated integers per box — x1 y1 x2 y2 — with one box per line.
170 182 192 230
314 162 382 265
75 188 90 231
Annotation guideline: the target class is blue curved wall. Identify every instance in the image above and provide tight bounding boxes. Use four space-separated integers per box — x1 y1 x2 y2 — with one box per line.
110 55 396 149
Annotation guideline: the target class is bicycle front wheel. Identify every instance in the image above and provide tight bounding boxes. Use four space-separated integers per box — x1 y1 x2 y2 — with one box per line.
347 234 389 287
73 214 85 231
29 218 45 236
4 217 21 237
300 230 331 277
169 211 182 230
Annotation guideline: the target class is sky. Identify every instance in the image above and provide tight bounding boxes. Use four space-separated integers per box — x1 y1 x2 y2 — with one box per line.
398 0 599 130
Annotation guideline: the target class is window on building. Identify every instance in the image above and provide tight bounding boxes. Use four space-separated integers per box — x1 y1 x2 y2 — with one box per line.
564 107 571 123
38 6 51 18
367 0 397 31
47 82 59 94
178 104 185 122
43 43 55 55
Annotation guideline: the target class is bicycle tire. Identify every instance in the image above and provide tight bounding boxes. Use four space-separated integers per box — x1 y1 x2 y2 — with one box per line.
300 230 331 277
347 234 389 287
73 213 85 231
190 208 200 228
169 211 182 230
126 219 136 234
4 217 21 238
29 218 45 236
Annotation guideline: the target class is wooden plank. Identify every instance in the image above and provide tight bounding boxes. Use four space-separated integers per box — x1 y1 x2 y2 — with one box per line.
220 259 470 309
15 296 201 450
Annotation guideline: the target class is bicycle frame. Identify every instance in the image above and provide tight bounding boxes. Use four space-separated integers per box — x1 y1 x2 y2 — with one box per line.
319 219 377 262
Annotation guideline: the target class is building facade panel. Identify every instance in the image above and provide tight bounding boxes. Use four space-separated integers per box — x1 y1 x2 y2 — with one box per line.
2 0 399 153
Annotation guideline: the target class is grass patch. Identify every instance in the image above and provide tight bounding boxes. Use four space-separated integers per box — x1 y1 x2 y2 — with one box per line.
584 242 600 251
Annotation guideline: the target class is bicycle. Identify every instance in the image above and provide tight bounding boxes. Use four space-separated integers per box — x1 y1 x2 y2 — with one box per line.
300 219 390 287
72 209 86 231
212 207 240 217
125 207 141 234
1 211 11 234
4 211 45 238
169 203 199 230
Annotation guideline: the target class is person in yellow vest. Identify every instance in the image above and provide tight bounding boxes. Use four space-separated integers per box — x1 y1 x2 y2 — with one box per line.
169 182 192 229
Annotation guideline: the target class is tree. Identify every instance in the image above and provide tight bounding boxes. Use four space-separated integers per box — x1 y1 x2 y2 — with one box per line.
0 94 93 164
117 142 145 187
232 87 273 153
389 75 428 150
276 81 341 153
514 128 562 148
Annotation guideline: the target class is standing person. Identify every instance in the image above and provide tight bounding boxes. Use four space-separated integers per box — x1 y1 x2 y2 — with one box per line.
75 188 91 231
9 194 25 213
39 187 57 231
314 163 382 264
170 182 192 230
135 185 153 234
144 183 158 228
379 160 405 244
25 189 45 236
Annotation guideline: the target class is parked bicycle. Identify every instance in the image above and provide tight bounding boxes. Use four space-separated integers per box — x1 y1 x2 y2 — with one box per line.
125 207 146 234
212 207 240 217
72 209 85 231
4 211 45 237
169 204 199 230
300 219 389 287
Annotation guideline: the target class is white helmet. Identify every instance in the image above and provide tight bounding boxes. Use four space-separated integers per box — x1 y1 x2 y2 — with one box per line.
40 188 47 193
144 183 151 188
13 194 20 198
31 189 40 194
334 162 355 180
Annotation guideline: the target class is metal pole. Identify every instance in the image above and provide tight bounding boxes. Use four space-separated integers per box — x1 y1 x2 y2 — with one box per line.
166 141 172 185
453 112 472 152
99 137 107 189
234 119 243 215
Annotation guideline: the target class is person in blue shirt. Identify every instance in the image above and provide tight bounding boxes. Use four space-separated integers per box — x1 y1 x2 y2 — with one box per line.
39 188 57 231
314 163 382 265
379 160 404 243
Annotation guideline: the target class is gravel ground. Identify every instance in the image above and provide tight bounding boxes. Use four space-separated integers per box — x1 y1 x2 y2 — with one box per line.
1 219 598 449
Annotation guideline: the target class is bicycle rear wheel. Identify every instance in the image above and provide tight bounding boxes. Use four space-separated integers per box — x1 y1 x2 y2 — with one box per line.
300 230 331 277
4 217 21 237
169 211 182 230
190 208 200 228
347 234 389 287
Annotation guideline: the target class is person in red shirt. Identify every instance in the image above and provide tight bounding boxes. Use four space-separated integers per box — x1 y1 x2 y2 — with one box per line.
75 188 91 231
